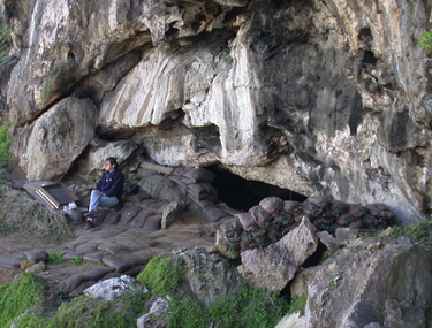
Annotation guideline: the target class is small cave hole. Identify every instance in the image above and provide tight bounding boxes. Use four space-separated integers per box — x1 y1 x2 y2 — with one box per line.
358 27 373 41
208 165 306 211
362 50 378 65
302 242 328 268
67 51 76 63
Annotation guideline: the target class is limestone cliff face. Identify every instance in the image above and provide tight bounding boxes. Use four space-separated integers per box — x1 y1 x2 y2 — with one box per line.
2 0 431 221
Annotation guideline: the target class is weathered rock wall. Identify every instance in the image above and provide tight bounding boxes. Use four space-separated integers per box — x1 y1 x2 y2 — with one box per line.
2 0 431 221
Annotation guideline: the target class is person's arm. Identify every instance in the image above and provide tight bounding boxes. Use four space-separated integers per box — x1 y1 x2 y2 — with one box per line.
104 173 124 197
96 173 105 192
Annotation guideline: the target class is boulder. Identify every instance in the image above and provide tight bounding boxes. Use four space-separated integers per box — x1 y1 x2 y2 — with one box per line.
215 218 243 259
238 217 319 292
175 247 242 306
25 262 46 273
138 174 188 205
83 275 145 301
82 140 138 175
275 312 307 328
24 250 48 264
259 197 284 216
238 242 298 292
137 297 169 328
17 97 96 180
236 212 257 231
161 201 183 229
249 205 273 227
305 237 432 328
279 217 319 266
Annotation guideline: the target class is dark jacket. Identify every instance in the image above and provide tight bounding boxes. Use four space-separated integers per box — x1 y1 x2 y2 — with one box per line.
96 169 124 198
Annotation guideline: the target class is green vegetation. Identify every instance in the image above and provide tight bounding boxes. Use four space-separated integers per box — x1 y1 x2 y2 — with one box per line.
15 313 46 328
418 31 432 54
0 192 73 240
12 291 149 328
166 287 306 328
287 295 307 315
2 256 307 328
168 296 209 328
0 124 10 167
207 287 299 328
391 219 432 247
71 256 84 266
0 273 46 328
136 256 306 327
49 291 148 328
47 251 64 265
136 256 184 295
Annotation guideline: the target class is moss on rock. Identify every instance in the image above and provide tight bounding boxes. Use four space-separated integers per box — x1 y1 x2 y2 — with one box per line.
137 256 184 296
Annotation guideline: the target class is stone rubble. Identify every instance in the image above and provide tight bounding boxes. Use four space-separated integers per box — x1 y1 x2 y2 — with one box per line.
83 275 146 301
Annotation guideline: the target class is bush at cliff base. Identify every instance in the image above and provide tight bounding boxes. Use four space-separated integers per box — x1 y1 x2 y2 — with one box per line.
0 273 45 328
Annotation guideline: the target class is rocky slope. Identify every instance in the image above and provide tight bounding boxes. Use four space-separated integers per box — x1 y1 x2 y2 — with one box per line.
1 1 431 220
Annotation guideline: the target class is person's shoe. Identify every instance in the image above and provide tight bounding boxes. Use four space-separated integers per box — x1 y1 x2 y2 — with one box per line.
85 216 95 229
83 211 92 218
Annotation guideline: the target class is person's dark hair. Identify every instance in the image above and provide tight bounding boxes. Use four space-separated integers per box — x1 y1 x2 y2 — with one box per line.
105 157 118 169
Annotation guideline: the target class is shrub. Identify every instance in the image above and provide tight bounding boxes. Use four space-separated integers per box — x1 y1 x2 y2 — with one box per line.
168 296 209 328
47 251 64 265
50 291 148 328
287 295 307 315
165 285 304 328
208 286 292 328
71 256 84 266
391 219 432 248
418 31 432 54
137 256 184 295
0 273 45 327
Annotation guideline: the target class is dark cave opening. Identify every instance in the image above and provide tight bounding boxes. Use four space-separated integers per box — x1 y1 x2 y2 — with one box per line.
208 165 307 211
362 50 378 65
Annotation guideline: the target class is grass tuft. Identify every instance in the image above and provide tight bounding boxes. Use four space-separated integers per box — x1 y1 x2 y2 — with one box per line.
168 296 209 328
137 256 184 295
50 291 148 328
0 124 10 167
47 251 64 265
419 31 432 55
391 219 432 248
165 286 306 328
71 256 84 266
0 273 45 328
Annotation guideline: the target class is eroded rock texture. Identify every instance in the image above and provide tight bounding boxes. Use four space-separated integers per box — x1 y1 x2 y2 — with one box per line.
2 0 432 220
305 237 432 328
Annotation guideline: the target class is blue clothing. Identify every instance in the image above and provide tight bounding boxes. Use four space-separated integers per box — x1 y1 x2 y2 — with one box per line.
96 169 124 198
89 190 119 212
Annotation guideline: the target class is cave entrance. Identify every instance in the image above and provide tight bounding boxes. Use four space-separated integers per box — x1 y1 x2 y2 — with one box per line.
208 165 307 211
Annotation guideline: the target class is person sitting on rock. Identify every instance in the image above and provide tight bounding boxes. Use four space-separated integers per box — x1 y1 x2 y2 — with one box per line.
87 157 124 215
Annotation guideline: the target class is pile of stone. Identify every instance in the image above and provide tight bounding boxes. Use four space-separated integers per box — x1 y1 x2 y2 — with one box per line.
216 196 397 259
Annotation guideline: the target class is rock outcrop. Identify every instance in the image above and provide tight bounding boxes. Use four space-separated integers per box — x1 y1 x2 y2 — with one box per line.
12 97 96 180
2 0 432 217
304 237 432 328
174 247 243 306
83 275 144 301
216 196 396 259
238 216 318 291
